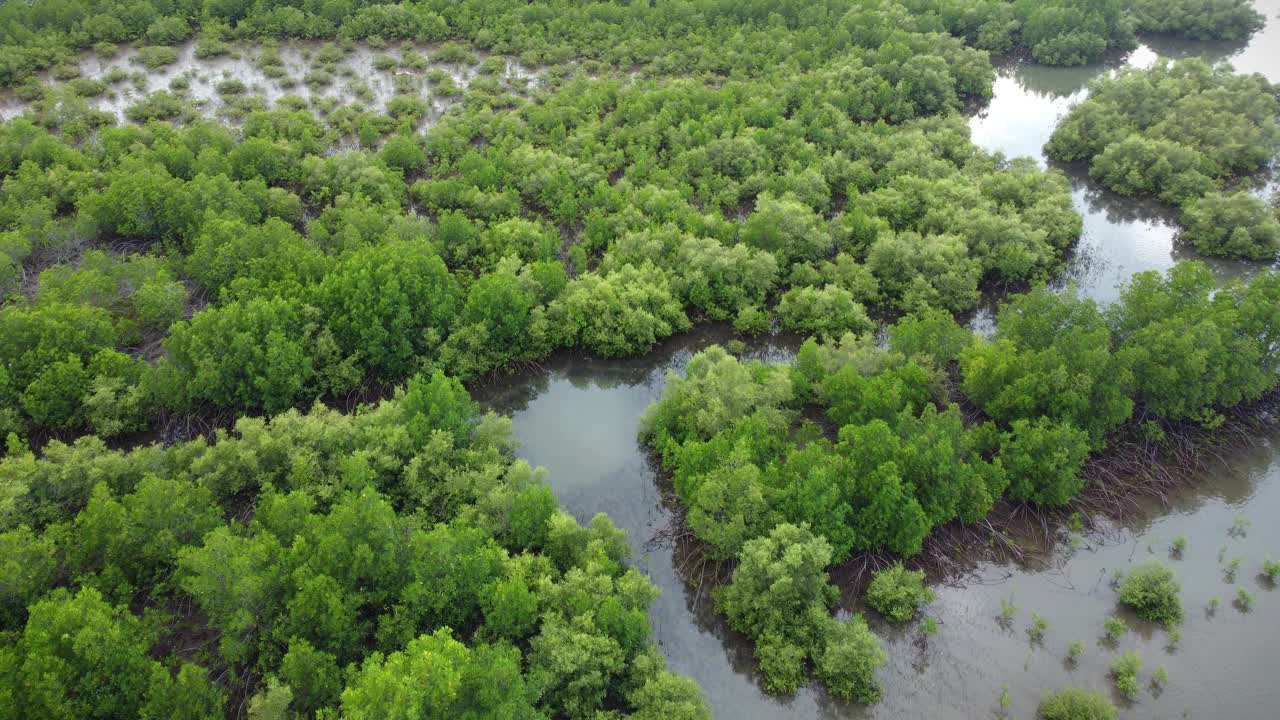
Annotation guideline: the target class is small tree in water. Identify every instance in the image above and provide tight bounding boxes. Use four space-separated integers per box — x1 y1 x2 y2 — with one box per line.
1103 616 1128 642
1038 687 1118 720
999 596 1019 627
1067 640 1085 663
1119 562 1183 626
865 563 935 623
1264 557 1280 583
1028 612 1048 643
1110 651 1142 700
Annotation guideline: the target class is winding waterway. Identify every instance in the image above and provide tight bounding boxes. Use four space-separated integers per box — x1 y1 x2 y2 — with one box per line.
480 5 1280 718
4 5 1278 716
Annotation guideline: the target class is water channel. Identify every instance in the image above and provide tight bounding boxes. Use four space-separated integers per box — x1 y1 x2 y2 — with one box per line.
4 5 1279 716
479 4 1280 718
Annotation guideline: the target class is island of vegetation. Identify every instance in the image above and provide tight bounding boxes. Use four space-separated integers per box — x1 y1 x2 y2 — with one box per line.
1046 57 1280 259
641 261 1280 694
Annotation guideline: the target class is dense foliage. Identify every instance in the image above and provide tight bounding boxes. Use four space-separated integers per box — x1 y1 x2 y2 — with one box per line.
864 563 936 623
1129 0 1265 40
1118 561 1183 626
0 0 1108 444
0 0 1261 93
715 523 885 701
0 0 1275 712
1046 59 1279 229
0 374 709 719
1037 687 1119 720
641 260 1280 696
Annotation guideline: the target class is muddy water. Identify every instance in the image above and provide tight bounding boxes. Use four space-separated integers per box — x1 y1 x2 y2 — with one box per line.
479 326 1280 720
478 6 1280 718
0 39 541 126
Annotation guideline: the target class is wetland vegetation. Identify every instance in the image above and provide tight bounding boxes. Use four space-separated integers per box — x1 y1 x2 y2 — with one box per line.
0 1 1278 718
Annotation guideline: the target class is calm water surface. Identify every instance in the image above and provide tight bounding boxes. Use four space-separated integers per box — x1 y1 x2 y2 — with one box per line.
478 328 1280 720
481 6 1280 718
6 5 1280 716
970 0 1280 306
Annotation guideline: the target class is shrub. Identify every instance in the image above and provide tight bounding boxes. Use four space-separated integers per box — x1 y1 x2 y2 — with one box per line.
145 16 192 45
132 279 187 330
1038 687 1118 720
1181 192 1280 260
1110 651 1142 699
1130 0 1265 41
134 46 179 69
1103 615 1127 641
1118 562 1183 626
777 284 873 338
1067 640 1085 661
998 418 1091 506
815 614 886 703
1264 557 1280 582
1027 612 1048 643
216 79 246 96
865 563 935 623
733 305 770 335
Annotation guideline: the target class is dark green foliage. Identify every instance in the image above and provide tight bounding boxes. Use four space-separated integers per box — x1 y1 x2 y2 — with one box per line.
11 587 222 720
1109 262 1280 421
0 14 1092 436
314 239 459 377
1018 0 1135 66
777 284 873 338
998 418 1092 506
628 671 713 720
888 307 973 367
816 613 886 704
1038 687 1118 720
0 3 1276 714
0 302 115 391
70 477 221 599
961 287 1133 446
0 525 58 629
401 369 478 448
1119 562 1183 626
865 563 936 623
867 231 981 313
340 630 536 719
548 263 691 358
716 523 884 698
163 296 316 413
642 261 1280 700
0 383 698 719
740 193 831 264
